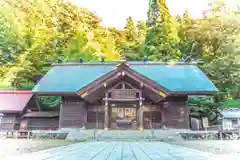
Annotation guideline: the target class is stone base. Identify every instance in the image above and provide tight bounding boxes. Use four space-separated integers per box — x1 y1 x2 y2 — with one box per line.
64 129 187 141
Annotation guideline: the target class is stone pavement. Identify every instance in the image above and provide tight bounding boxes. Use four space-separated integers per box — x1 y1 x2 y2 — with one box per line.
2 142 239 160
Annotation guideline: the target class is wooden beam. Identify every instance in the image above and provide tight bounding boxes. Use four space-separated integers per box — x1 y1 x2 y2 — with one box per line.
34 92 77 96
77 62 173 102
103 98 141 101
80 76 168 103
171 91 217 96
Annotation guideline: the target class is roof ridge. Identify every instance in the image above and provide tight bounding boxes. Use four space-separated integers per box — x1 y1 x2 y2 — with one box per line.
52 61 203 66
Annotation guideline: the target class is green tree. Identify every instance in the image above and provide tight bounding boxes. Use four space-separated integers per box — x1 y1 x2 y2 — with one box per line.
136 20 147 41
145 0 181 61
181 8 240 99
0 0 121 88
114 18 146 61
183 9 191 25
124 16 137 41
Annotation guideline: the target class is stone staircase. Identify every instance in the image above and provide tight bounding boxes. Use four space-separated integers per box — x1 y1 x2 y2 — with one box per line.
65 129 186 142
96 130 153 141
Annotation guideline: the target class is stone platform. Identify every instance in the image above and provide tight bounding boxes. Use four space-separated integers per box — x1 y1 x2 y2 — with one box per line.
65 129 186 141
3 142 238 160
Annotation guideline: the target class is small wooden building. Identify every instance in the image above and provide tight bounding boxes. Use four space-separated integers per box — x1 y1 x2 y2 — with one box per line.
220 109 240 132
0 91 59 131
0 91 34 130
33 61 218 130
21 111 59 130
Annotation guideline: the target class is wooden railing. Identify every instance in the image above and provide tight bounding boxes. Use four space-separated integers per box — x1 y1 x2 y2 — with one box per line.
0 130 32 139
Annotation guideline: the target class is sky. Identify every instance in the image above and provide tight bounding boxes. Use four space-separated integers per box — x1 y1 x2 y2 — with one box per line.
71 0 238 29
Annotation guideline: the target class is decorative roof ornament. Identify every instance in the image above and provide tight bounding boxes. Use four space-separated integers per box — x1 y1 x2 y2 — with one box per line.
100 56 104 63
117 58 128 68
79 58 83 63
57 57 62 63
120 58 127 63
143 56 148 62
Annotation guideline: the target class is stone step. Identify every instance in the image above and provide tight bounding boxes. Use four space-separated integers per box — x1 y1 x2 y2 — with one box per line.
65 129 184 141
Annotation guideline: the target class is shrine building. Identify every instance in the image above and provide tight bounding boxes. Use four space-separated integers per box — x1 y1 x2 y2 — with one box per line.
32 60 218 130
0 60 218 131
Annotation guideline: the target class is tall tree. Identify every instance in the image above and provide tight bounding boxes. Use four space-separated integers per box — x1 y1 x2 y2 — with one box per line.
136 20 147 41
124 16 137 41
119 17 145 60
183 9 191 25
147 0 171 26
177 9 199 60
145 0 181 61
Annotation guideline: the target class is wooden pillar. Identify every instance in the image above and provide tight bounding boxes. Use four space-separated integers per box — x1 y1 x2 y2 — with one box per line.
83 106 87 129
139 107 144 131
139 92 144 131
59 100 63 129
104 93 109 130
104 105 109 130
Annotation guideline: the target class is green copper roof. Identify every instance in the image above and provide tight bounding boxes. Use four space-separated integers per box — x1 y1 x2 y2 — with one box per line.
33 62 218 93
33 65 115 93
130 65 218 92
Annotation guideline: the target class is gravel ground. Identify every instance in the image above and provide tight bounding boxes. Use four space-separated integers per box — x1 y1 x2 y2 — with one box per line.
0 139 75 158
169 140 240 154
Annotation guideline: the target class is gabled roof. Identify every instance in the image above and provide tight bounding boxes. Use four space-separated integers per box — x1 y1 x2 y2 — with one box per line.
33 64 116 93
33 61 218 94
0 90 33 113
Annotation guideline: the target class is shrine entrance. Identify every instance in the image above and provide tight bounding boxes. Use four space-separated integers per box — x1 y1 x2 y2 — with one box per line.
103 81 143 130
110 103 137 130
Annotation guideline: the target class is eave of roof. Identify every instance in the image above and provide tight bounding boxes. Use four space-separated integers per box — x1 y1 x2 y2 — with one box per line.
0 90 33 113
0 90 32 94
221 111 240 119
22 111 59 118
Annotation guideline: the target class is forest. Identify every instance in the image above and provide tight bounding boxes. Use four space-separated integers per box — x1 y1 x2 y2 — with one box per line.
0 0 240 123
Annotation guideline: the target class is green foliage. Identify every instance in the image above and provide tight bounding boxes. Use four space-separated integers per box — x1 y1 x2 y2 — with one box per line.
219 99 240 108
124 17 137 41
145 0 181 61
188 96 222 125
37 96 61 110
115 19 146 60
0 0 120 87
188 15 240 99
136 21 147 40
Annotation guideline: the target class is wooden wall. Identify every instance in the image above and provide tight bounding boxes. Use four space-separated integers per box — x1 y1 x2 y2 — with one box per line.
163 96 189 129
22 117 59 130
143 111 162 129
59 101 87 129
87 106 104 129
0 114 19 130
